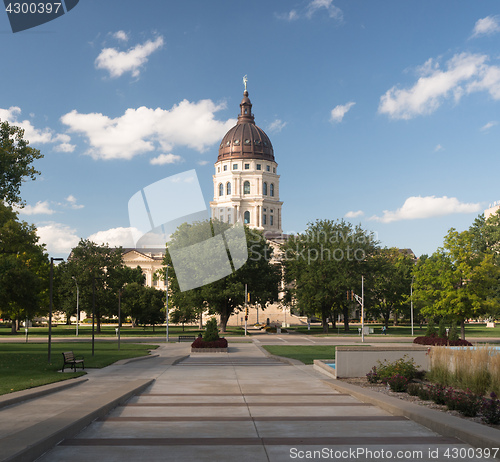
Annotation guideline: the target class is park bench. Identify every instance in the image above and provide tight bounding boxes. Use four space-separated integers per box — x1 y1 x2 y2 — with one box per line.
178 335 196 343
62 351 85 372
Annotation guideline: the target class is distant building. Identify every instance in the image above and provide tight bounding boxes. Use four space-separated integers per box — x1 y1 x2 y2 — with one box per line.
122 248 166 289
485 202 500 220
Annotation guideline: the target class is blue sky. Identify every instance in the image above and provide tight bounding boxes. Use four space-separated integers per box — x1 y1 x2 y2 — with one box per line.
2 0 500 259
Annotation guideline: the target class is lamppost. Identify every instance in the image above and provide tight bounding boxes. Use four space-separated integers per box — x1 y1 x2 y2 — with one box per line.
92 276 102 356
165 265 170 343
411 275 415 337
48 257 64 363
72 276 79 336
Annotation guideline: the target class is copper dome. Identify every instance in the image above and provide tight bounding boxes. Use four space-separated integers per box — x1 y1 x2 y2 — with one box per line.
217 90 274 162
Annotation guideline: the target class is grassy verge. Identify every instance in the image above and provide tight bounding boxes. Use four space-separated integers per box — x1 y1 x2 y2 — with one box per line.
262 345 337 365
0 324 246 338
0 342 157 395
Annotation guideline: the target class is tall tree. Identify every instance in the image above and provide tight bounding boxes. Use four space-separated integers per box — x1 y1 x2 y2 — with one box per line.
413 228 500 339
0 201 49 331
162 220 280 332
0 120 43 206
282 219 379 333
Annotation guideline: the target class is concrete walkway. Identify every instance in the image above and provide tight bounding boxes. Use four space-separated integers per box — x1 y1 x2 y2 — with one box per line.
1 342 495 462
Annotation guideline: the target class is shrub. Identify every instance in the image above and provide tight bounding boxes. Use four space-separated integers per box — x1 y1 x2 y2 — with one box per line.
417 385 431 401
425 319 436 337
376 355 419 382
203 318 219 342
413 336 472 346
191 337 228 349
482 392 500 425
428 384 446 405
454 389 482 417
366 366 379 383
448 321 459 342
388 374 409 392
438 318 447 339
407 383 422 396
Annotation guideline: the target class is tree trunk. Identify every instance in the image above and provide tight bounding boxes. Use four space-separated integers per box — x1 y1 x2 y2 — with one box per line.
460 319 465 340
343 306 350 332
219 306 230 333
321 313 329 334
96 311 101 334
11 319 18 333
199 312 203 329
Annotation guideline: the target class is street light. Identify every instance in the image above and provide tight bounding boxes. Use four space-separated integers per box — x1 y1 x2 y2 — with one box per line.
411 275 415 337
165 265 170 343
48 257 64 364
72 276 79 336
92 276 102 356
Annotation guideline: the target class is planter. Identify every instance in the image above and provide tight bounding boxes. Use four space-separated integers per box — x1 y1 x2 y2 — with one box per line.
191 347 228 353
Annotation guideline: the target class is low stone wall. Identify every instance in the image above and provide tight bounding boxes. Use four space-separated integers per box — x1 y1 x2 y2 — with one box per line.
191 348 228 353
334 346 430 378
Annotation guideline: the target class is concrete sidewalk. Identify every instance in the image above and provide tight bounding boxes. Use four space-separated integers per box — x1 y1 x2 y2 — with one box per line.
0 342 498 462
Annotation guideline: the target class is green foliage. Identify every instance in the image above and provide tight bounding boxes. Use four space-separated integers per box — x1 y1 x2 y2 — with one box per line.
375 355 419 382
437 318 447 338
448 321 459 341
282 219 379 333
425 318 436 337
407 383 422 396
387 374 409 392
0 120 44 206
203 318 219 342
162 221 280 331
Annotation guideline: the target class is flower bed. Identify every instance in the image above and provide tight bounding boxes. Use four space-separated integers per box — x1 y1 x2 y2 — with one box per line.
413 335 472 346
190 337 228 351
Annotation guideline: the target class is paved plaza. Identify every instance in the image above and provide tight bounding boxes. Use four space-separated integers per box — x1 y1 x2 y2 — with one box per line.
1 340 497 462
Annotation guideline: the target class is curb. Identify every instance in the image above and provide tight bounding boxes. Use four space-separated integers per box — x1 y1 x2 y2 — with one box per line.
0 377 88 410
113 353 159 365
322 378 500 459
0 378 154 462
253 343 304 366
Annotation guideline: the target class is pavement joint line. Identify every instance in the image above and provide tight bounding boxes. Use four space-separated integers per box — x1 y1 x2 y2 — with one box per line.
322 378 500 459
0 378 154 462
122 402 372 407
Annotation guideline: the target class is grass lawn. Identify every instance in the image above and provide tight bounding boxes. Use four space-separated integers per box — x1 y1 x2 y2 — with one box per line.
288 323 500 338
0 324 246 338
0 342 157 396
262 345 338 365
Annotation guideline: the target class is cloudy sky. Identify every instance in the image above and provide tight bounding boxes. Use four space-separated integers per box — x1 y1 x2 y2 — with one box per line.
2 1 499 258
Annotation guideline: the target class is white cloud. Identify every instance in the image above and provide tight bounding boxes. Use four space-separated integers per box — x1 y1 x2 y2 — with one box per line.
370 195 481 223
16 201 56 216
345 210 364 219
306 0 342 19
197 160 210 166
268 119 287 133
472 16 500 38
481 121 498 131
65 195 84 209
95 35 164 78
112 30 129 42
277 0 342 21
36 222 80 254
0 106 72 151
434 144 444 152
88 227 137 248
61 99 236 160
150 153 182 165
379 53 495 119
330 102 355 123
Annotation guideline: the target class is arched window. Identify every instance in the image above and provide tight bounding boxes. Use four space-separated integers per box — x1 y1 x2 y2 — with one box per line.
244 211 250 224
270 183 275 197
244 181 250 194
226 182 231 195
218 183 223 196
263 182 268 195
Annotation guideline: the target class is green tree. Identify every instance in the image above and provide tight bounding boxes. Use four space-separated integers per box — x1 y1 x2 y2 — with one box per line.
370 248 414 329
162 220 280 332
0 201 49 331
282 219 379 333
413 228 500 339
0 120 43 205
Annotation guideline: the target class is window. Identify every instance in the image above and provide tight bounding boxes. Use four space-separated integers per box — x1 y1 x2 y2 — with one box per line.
273 167 276 173
266 165 270 172
270 183 275 197
234 139 240 146
233 164 238 170
244 163 250 170
228 214 232 224
223 165 227 171
218 183 223 196
263 214 267 225
244 139 251 145
244 211 250 224
217 167 220 173
270 215 274 226
226 182 231 195
244 181 250 194
219 208 224 221
256 164 261 170
263 182 268 195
